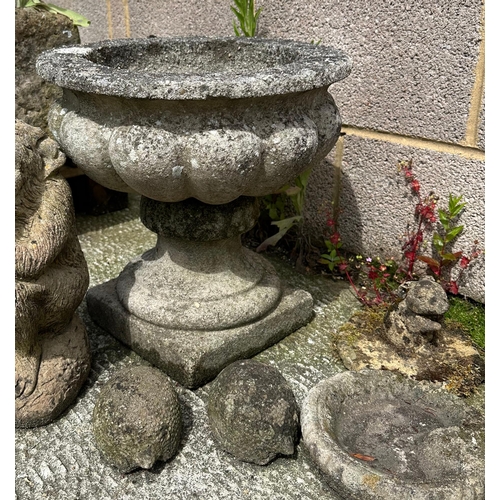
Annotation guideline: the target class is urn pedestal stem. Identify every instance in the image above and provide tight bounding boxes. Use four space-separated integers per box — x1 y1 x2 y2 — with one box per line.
117 196 284 330
86 196 314 388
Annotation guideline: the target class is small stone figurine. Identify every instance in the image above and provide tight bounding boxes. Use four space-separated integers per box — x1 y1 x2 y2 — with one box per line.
383 277 449 350
15 120 91 428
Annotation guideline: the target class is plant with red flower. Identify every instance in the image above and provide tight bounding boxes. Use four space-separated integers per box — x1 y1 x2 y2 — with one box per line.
318 159 482 307
399 162 482 295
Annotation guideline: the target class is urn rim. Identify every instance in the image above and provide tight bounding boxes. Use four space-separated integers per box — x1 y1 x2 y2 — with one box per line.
36 36 352 100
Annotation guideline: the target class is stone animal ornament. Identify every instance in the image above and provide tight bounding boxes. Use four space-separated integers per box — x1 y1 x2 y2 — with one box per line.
92 365 183 473
15 120 91 428
383 277 449 350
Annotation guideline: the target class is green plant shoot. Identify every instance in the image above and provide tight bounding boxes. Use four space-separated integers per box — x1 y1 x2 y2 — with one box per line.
256 169 311 252
418 194 466 276
17 0 90 27
231 0 262 37
319 239 343 271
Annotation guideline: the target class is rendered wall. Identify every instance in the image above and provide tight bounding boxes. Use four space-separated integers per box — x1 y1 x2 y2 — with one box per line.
49 0 485 303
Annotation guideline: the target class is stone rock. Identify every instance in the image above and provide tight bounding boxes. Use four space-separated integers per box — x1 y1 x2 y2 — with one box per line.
207 359 300 465
92 365 183 473
15 120 90 428
15 8 80 134
301 370 484 500
384 300 442 350
406 276 449 316
383 278 449 350
336 309 484 397
383 307 414 349
403 307 441 335
402 306 442 337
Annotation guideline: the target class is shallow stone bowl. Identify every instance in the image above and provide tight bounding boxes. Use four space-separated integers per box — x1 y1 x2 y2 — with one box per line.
36 36 351 204
301 369 484 500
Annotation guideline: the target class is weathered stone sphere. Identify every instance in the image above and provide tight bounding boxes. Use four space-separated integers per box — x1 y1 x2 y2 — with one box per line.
207 359 300 465
92 365 183 473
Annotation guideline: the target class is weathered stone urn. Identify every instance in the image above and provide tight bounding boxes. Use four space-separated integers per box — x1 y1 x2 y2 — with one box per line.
36 36 351 388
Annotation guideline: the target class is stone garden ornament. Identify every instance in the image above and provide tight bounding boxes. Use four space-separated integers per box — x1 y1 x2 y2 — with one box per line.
207 359 300 465
335 277 484 395
15 120 91 428
36 36 351 388
93 365 183 473
301 369 484 499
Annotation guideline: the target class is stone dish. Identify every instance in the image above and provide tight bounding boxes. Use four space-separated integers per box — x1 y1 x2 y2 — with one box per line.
301 369 484 500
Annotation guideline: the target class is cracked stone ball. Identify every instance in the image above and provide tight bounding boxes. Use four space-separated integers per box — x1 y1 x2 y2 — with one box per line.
207 359 300 465
92 365 183 473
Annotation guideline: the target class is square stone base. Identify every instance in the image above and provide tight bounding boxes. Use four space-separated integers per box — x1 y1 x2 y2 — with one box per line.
86 279 314 388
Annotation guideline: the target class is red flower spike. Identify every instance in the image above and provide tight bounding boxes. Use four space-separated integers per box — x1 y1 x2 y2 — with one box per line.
330 233 340 245
459 256 470 269
404 251 416 261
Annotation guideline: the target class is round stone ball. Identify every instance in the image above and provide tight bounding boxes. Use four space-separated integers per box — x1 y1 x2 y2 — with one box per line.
92 365 183 473
207 359 300 465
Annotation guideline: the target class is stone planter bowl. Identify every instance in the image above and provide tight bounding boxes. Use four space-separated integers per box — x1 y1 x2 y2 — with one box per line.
301 370 484 500
35 36 351 388
36 36 351 204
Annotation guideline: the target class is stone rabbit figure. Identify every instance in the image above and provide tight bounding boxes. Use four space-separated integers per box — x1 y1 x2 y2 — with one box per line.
15 120 91 428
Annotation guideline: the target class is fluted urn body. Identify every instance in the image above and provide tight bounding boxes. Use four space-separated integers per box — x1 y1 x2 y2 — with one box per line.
37 36 351 388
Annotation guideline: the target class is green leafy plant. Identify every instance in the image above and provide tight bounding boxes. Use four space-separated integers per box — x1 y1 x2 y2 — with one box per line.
319 159 482 307
256 169 311 253
16 0 90 27
231 1 314 266
231 0 262 37
320 237 344 272
417 194 465 288
319 208 400 307
399 161 481 294
319 212 347 272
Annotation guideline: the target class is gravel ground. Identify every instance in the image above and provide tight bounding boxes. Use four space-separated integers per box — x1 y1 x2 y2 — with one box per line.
15 194 365 500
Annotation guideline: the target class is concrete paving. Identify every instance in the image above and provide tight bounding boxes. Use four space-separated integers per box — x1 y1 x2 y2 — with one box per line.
15 194 366 500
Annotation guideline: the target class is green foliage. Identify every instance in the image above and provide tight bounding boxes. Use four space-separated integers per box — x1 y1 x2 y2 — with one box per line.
286 168 310 216
319 239 343 271
231 0 262 37
262 193 287 222
16 0 90 27
232 0 311 257
319 160 482 308
256 169 311 252
445 296 485 349
418 194 466 276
